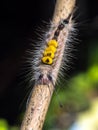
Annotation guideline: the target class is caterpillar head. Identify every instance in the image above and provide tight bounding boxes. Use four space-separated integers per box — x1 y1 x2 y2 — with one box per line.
37 66 54 86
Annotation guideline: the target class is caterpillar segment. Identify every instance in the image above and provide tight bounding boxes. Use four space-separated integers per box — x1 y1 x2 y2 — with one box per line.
45 45 57 53
43 51 55 58
48 39 58 48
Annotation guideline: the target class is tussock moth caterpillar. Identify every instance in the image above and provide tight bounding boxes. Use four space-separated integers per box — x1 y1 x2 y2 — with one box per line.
28 13 76 86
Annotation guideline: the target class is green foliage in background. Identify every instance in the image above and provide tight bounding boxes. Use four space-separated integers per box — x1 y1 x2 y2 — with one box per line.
0 119 19 130
0 119 9 130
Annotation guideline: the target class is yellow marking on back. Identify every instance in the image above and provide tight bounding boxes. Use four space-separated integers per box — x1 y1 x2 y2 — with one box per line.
43 51 55 58
42 56 53 65
42 39 58 65
45 45 56 53
48 40 58 48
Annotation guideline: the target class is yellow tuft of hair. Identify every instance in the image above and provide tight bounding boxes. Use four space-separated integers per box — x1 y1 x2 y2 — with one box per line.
43 50 54 58
45 45 56 53
48 39 58 48
42 56 53 65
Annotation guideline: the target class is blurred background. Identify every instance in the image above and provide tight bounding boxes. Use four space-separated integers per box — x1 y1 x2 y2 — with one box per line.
0 0 98 130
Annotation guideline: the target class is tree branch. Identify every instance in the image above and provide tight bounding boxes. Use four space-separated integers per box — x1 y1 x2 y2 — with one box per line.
20 0 76 130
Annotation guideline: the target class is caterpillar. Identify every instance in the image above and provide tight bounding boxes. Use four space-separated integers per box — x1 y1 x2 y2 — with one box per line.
29 13 75 88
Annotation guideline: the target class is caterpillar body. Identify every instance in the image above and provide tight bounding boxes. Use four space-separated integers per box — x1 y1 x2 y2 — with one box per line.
29 14 75 87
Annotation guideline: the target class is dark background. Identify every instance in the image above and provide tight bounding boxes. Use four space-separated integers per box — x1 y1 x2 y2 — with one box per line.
0 0 98 125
